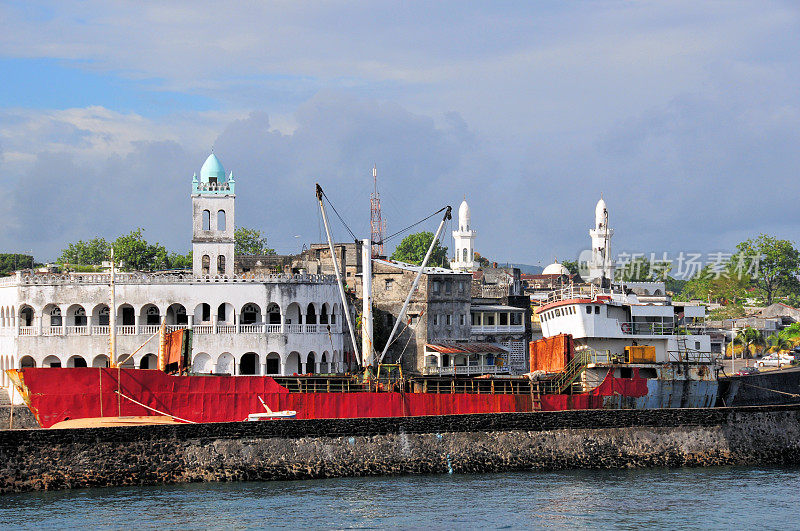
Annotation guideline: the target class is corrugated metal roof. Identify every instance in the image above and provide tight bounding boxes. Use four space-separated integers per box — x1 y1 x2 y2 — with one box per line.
426 342 508 354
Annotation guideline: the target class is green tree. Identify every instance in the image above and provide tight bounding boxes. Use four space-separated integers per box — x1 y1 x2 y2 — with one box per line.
58 238 110 265
0 254 37 275
616 257 671 282
390 231 448 266
766 330 793 354
235 227 275 255
736 234 800 306
561 260 579 276
678 262 750 305
167 251 192 270
112 229 169 271
733 327 765 359
473 252 491 269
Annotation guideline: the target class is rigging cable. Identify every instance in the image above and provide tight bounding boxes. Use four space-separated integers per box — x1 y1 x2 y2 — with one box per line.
378 206 448 246
318 187 359 243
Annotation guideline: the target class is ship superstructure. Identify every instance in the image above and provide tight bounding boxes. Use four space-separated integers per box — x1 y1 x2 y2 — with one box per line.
535 283 718 408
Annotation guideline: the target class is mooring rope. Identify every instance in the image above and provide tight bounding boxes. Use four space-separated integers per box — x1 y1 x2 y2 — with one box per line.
736 381 800 399
113 390 197 423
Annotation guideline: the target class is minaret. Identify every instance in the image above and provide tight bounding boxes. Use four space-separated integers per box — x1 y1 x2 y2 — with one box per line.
191 153 236 277
450 198 477 271
587 195 615 283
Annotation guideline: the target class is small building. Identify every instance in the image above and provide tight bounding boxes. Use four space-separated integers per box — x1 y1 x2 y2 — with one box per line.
363 259 472 374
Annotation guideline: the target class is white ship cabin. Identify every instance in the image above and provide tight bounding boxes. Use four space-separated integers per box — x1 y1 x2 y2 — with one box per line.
536 284 710 363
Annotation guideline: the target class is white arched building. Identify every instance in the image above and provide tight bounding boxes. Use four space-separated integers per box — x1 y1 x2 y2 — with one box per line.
0 153 346 395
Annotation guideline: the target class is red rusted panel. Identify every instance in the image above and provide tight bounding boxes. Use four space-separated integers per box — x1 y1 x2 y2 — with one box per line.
12 366 652 428
529 334 573 372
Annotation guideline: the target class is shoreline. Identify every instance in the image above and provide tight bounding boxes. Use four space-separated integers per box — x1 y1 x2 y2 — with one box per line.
2 404 799 494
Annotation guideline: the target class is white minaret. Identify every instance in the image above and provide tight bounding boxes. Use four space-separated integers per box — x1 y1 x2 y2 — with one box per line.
192 153 236 277
450 198 477 271
587 195 615 283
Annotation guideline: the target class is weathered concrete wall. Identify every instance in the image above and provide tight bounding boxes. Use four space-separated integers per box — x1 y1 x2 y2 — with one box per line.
1 405 800 494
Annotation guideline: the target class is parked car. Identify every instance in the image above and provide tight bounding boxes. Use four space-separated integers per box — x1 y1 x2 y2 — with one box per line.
736 366 760 376
756 354 794 368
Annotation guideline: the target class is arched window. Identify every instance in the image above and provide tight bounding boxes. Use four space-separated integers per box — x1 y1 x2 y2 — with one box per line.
217 210 226 231
146 306 161 325
99 306 110 326
217 303 226 322
202 255 210 275
50 307 62 327
202 210 211 231
74 307 87 326
217 255 226 275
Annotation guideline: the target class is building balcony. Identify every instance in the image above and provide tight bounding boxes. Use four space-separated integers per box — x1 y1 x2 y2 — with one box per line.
471 324 525 334
5 323 343 338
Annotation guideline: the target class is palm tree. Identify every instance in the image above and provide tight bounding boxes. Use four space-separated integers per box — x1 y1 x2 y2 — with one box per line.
767 331 792 354
782 323 800 347
734 327 765 359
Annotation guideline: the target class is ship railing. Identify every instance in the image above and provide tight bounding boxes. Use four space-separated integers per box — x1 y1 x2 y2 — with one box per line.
546 284 613 304
618 321 674 336
667 350 716 364
421 365 507 376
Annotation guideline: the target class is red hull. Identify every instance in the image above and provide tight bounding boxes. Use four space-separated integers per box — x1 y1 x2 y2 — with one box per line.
10 368 649 428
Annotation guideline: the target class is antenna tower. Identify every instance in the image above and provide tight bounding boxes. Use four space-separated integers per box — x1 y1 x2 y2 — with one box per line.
369 165 386 258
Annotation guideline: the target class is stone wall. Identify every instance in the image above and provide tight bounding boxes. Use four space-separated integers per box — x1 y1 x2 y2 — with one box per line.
1 405 800 493
0 406 38 430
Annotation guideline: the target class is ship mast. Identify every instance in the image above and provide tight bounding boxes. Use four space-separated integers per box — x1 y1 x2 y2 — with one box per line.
361 238 374 367
316 184 362 367
109 248 117 368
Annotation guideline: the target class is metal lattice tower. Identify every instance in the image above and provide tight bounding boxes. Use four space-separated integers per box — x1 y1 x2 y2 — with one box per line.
369 165 385 258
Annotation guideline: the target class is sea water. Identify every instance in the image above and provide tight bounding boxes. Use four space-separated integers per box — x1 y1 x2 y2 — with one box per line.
2 466 799 529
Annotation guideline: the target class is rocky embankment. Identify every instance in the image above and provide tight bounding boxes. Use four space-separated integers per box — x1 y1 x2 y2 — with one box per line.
1 405 800 493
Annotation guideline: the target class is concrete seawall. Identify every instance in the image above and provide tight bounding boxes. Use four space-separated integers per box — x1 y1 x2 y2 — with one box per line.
2 405 800 493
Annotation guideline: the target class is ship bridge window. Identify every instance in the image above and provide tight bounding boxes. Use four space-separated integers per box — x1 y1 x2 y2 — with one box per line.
500 313 508 325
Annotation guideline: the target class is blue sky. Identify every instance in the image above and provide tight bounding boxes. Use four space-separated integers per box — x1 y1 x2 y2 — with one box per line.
1 1 799 267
